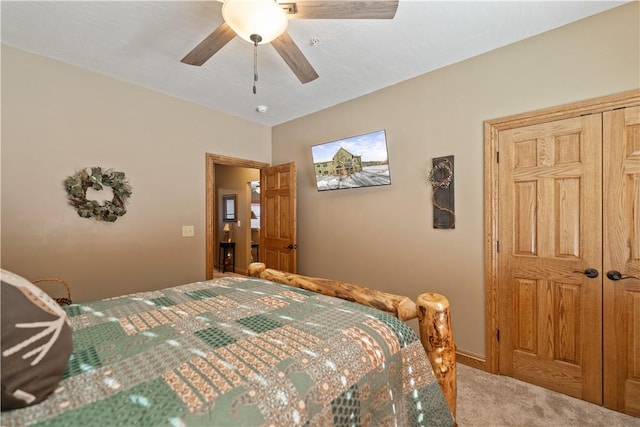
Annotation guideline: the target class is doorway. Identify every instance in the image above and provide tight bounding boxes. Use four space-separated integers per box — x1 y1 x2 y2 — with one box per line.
205 154 298 279
205 154 268 279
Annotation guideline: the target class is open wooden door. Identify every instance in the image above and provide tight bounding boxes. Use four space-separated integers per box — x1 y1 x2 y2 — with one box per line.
497 114 603 403
260 162 297 273
603 106 640 416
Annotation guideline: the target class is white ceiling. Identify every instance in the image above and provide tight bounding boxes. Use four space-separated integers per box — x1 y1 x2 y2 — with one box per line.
1 1 627 126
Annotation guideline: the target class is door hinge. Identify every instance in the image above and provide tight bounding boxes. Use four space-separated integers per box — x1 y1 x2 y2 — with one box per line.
497 329 500 342
496 151 499 163
496 241 500 252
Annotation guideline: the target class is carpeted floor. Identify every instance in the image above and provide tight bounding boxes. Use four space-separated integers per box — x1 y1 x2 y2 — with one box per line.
456 363 640 426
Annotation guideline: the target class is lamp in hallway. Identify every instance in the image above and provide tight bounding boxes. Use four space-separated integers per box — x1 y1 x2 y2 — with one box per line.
223 223 231 242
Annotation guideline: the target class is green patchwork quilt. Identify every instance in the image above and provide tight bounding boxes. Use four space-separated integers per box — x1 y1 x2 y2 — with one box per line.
2 276 455 426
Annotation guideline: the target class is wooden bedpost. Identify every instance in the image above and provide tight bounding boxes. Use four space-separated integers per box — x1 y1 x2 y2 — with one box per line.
417 293 457 418
248 262 266 278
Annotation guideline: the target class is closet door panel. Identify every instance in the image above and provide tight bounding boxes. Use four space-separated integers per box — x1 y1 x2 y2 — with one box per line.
498 114 603 403
603 106 640 416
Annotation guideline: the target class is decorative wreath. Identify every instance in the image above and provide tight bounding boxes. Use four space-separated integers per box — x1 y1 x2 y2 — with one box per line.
427 159 454 189
64 167 132 222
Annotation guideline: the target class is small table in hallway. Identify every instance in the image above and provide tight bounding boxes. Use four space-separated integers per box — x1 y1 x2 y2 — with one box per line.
218 241 235 273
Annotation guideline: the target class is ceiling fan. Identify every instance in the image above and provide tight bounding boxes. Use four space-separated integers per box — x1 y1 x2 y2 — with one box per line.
181 0 399 85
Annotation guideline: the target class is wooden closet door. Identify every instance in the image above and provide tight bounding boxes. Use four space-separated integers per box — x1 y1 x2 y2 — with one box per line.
603 106 640 416
497 114 603 403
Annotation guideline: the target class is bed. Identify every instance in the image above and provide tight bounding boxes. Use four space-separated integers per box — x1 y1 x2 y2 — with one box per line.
1 263 456 426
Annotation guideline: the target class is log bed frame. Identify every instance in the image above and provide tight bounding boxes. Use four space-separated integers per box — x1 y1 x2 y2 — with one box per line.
248 263 457 418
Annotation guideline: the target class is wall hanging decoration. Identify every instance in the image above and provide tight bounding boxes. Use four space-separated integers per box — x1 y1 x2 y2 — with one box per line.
64 167 132 222
222 194 237 222
428 155 455 229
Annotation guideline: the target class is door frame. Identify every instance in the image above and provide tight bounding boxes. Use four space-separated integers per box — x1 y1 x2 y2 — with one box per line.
483 89 640 374
206 153 269 280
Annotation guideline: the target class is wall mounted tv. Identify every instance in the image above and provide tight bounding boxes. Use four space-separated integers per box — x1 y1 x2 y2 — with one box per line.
311 129 391 191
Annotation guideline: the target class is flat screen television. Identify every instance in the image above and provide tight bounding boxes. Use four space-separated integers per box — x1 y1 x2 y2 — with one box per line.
311 129 391 191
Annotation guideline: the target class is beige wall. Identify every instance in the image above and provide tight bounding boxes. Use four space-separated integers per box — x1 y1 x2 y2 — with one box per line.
271 3 640 357
1 46 271 302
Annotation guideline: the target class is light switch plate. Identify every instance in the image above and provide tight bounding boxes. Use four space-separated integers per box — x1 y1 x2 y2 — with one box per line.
182 225 194 237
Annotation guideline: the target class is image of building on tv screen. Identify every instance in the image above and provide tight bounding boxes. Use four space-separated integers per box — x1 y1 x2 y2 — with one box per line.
311 129 391 191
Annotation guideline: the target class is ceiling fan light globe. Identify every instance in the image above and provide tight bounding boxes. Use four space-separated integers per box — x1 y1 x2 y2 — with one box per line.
222 0 288 44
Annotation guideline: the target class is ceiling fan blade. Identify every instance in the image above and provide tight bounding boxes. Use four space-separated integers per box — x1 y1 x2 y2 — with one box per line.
271 31 319 84
181 22 236 66
287 1 399 19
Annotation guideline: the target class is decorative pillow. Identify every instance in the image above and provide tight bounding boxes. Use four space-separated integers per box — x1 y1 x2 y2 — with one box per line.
1 269 73 411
